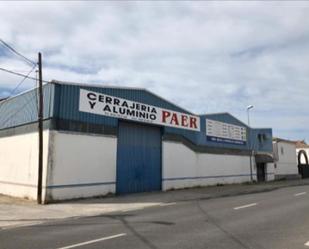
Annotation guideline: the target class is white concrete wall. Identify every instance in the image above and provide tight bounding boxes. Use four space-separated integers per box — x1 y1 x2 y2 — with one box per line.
162 141 258 190
266 163 275 181
0 131 49 200
46 131 117 201
274 142 298 176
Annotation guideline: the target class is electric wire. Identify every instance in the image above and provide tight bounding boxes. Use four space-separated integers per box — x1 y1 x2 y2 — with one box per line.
0 69 39 127
0 68 42 128
0 39 39 98
0 67 37 81
0 67 49 83
0 40 42 129
0 67 43 127
9 64 37 97
0 39 36 66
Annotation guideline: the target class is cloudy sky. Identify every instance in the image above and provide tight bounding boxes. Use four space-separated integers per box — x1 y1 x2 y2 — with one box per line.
0 2 308 141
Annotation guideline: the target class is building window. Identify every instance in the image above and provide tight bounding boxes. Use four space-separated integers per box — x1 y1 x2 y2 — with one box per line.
281 147 284 155
258 133 268 143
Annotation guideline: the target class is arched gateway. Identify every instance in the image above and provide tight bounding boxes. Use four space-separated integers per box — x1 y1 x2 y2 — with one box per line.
298 150 309 178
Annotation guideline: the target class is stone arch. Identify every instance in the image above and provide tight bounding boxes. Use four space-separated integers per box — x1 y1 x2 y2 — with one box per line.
298 150 308 165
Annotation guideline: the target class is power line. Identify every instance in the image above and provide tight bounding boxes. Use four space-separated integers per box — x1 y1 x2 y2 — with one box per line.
0 51 45 205
0 67 39 126
9 64 37 97
0 39 36 66
0 67 37 80
0 67 49 83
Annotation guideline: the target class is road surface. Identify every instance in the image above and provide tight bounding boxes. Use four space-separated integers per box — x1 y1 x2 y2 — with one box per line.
1 185 309 249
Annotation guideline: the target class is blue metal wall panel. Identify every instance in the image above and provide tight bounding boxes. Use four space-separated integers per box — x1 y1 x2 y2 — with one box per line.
196 113 272 152
116 121 162 194
52 83 273 153
249 128 273 152
53 84 117 127
53 83 200 147
0 81 272 154
53 84 190 127
0 83 54 130
164 113 272 153
200 113 249 150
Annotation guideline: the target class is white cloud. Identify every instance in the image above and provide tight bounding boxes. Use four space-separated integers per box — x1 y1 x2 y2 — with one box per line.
0 2 308 141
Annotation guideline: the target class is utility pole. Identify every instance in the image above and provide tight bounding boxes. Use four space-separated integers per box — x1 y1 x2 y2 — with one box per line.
247 105 254 182
37 52 43 204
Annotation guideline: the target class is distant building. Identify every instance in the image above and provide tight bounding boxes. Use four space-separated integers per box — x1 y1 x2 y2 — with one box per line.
272 138 300 180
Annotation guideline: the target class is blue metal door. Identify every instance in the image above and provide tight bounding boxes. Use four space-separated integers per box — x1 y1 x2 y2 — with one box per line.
116 121 162 194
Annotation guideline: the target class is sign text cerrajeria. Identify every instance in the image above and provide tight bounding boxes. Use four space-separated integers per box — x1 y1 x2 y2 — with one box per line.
79 89 200 131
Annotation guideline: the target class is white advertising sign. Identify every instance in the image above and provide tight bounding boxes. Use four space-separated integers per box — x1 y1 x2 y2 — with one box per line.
79 89 200 131
206 118 247 145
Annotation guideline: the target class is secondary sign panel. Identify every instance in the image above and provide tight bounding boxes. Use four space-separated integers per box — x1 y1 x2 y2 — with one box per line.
206 118 247 145
79 89 200 131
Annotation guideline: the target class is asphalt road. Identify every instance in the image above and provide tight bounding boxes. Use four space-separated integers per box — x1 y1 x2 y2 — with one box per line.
1 185 309 249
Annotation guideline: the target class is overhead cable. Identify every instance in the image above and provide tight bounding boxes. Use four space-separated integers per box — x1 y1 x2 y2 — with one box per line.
0 39 36 66
9 64 37 97
0 67 49 83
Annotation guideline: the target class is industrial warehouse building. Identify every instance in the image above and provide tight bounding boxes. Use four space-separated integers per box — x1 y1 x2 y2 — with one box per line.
0 81 274 203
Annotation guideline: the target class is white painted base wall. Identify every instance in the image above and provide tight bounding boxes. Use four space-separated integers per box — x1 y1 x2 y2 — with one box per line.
162 141 260 190
274 142 298 177
0 131 49 200
46 131 117 201
266 163 275 181
1 130 275 202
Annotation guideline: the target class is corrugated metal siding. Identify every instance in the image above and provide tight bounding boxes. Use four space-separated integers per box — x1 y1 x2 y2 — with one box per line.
53 83 201 148
166 113 251 151
52 83 273 153
54 84 116 127
199 113 250 151
0 81 273 153
0 83 54 130
53 84 189 123
165 113 273 152
249 128 273 152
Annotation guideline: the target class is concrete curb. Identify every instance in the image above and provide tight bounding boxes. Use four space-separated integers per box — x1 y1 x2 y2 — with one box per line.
173 180 309 203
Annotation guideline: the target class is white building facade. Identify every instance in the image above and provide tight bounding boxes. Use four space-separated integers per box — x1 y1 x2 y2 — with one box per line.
0 81 274 203
272 138 300 180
